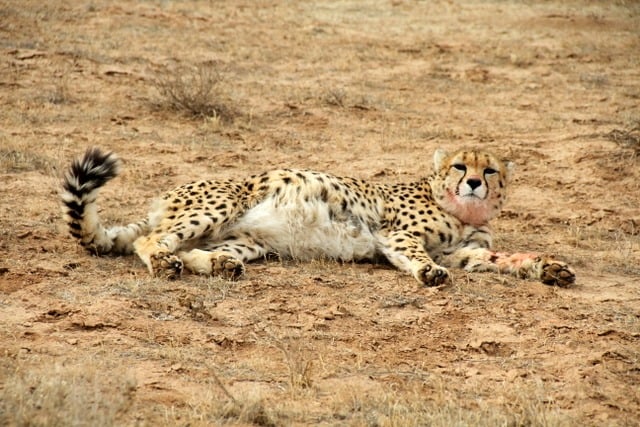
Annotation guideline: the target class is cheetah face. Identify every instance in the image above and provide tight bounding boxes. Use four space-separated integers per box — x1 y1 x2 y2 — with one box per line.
432 148 513 226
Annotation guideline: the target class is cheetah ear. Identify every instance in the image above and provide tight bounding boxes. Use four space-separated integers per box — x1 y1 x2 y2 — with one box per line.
504 161 515 182
433 148 449 172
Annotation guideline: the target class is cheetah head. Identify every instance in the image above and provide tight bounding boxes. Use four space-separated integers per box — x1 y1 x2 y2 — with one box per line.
431 148 514 226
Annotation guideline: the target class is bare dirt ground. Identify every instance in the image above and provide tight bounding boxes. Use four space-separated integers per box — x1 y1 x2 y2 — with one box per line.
1 1 639 425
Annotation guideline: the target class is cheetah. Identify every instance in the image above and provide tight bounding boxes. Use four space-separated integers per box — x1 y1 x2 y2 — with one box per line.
61 147 575 287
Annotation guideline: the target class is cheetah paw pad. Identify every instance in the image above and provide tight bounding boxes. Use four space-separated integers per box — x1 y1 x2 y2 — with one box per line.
539 258 575 287
417 264 450 287
151 253 184 280
212 253 245 280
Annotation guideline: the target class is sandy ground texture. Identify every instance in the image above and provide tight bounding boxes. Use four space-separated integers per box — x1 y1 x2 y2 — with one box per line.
1 0 639 425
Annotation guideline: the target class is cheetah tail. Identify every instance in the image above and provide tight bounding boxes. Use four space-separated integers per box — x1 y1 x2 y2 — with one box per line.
61 147 149 255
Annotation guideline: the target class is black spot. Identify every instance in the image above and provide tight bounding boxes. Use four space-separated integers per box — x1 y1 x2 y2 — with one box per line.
320 187 329 202
217 203 227 210
185 199 193 206
460 257 469 268
438 232 446 243
176 232 184 239
283 177 292 184
173 198 181 204
190 220 200 226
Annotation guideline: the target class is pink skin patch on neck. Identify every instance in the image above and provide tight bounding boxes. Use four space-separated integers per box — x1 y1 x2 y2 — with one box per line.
442 190 495 226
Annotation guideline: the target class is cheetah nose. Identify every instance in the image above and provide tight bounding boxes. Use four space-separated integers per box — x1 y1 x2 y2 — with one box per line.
467 178 482 190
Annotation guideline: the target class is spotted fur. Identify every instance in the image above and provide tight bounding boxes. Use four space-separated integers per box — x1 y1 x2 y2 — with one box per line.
61 147 575 286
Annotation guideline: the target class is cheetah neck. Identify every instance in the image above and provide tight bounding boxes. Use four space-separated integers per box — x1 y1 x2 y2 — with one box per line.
438 189 495 227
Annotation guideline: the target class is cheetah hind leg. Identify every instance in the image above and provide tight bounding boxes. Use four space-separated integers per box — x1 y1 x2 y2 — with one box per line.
178 249 245 280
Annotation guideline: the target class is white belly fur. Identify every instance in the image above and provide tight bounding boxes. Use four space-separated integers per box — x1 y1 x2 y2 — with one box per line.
224 195 380 261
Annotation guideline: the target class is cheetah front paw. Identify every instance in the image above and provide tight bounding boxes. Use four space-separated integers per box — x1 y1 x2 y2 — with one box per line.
150 253 184 280
416 264 450 287
211 252 245 280
539 258 575 287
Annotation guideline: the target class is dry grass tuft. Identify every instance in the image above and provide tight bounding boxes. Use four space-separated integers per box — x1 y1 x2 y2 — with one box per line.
218 397 277 427
270 335 315 391
153 63 237 122
202 365 278 426
0 146 60 174
322 87 348 107
606 125 640 154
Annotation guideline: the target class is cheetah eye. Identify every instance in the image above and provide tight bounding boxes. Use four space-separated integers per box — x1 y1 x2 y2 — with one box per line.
484 167 498 175
452 164 467 172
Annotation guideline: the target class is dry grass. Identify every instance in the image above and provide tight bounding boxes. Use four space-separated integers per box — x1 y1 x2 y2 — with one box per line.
0 143 60 175
152 63 237 122
0 358 135 427
606 126 640 154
